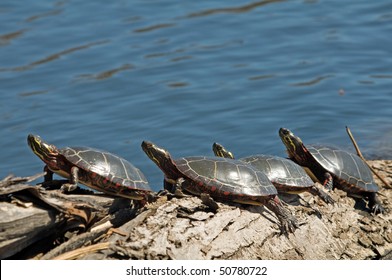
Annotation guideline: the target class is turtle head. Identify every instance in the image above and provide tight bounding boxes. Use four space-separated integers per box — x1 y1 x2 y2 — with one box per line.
279 128 307 161
27 134 60 167
212 142 234 159
141 141 174 172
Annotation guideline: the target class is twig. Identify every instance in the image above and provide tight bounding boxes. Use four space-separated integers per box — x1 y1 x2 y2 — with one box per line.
345 126 390 189
52 242 111 260
40 227 110 260
0 172 45 188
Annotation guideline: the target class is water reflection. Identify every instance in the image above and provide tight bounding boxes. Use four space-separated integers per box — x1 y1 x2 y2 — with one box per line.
0 40 109 72
248 74 276 81
370 74 392 79
18 90 49 97
133 23 176 33
0 29 28 46
76 64 133 80
25 9 62 22
185 0 286 18
291 75 334 87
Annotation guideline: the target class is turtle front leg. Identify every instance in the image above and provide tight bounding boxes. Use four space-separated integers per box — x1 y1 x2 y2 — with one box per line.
265 195 299 234
173 178 189 197
42 166 65 189
60 166 79 192
164 177 189 198
44 165 54 182
163 178 176 193
200 193 219 212
308 185 335 204
322 172 333 191
367 193 384 214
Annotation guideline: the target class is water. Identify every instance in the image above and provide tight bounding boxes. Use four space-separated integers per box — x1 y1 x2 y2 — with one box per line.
1 0 391 191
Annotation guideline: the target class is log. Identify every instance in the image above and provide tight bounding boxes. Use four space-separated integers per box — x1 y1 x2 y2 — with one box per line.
0 202 60 259
0 175 137 259
1 160 391 260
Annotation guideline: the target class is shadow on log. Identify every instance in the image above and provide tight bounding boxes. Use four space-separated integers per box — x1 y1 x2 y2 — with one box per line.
1 160 391 260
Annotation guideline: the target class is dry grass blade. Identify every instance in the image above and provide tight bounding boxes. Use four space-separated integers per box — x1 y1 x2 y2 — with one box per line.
52 242 111 260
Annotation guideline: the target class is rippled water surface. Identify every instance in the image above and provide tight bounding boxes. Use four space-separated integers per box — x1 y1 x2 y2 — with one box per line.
1 0 391 190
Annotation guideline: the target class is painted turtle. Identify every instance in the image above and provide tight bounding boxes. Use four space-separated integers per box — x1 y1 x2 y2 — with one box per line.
212 142 334 204
141 140 298 233
279 128 384 214
27 134 153 201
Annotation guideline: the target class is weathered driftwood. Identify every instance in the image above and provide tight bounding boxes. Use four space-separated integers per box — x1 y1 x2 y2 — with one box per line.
0 175 138 259
1 160 391 260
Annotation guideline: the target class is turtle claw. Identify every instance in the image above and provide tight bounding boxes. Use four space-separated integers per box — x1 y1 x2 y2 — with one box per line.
157 189 179 200
368 193 385 215
200 193 219 212
266 196 299 234
280 218 299 234
309 185 335 205
370 203 385 215
173 178 189 198
164 177 189 198
324 195 335 205
60 166 79 193
60 183 78 193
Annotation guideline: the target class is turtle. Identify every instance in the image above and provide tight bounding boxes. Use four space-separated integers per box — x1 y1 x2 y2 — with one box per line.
141 140 298 233
27 134 154 202
278 128 384 214
212 142 334 204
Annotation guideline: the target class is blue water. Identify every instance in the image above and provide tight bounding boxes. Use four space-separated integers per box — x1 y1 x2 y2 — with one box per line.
1 0 391 191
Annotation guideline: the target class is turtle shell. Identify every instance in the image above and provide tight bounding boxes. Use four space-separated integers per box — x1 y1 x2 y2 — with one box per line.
240 155 314 189
60 146 151 196
174 156 277 198
307 145 378 193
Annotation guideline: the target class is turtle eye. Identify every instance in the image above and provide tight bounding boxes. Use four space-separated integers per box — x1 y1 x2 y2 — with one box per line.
279 128 290 137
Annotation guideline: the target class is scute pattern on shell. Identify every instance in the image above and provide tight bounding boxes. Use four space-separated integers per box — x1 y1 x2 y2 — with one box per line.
174 156 277 197
307 145 378 193
240 155 314 188
60 146 150 190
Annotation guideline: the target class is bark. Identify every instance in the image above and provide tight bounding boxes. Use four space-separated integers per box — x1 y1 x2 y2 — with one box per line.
1 160 391 260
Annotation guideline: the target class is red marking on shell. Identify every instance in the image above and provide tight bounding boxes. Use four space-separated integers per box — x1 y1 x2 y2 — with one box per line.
198 181 203 187
211 186 217 192
223 191 230 196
